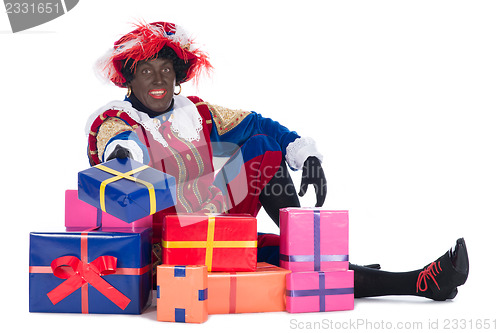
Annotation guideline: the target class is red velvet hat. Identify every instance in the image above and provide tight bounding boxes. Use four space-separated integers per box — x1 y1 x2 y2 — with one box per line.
97 21 212 87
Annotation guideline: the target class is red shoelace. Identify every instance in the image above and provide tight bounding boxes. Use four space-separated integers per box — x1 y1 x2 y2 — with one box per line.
416 261 442 293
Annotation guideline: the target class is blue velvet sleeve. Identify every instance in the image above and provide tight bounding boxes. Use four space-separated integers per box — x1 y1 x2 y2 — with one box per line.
210 111 300 158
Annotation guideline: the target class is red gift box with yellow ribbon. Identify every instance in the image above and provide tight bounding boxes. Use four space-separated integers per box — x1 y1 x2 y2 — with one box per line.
162 214 257 272
29 228 151 314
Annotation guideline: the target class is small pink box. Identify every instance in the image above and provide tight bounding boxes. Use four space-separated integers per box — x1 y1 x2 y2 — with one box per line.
286 270 354 313
65 190 152 229
279 208 349 272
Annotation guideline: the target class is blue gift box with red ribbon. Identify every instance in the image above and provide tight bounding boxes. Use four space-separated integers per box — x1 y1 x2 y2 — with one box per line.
78 158 177 223
29 228 152 314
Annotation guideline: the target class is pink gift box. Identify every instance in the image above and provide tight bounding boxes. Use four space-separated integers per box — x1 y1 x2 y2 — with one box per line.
65 190 152 229
286 270 354 313
279 208 349 272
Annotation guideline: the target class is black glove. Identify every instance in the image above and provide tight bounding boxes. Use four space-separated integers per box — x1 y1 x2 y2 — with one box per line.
299 156 327 207
106 144 131 161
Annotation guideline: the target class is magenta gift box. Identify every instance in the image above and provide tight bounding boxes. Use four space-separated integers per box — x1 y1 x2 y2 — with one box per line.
65 190 152 229
286 270 354 313
279 208 349 272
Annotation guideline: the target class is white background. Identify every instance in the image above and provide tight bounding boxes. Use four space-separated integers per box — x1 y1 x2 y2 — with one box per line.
1 1 499 332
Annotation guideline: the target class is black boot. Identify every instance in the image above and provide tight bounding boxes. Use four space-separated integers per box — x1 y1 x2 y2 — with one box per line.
350 238 469 300
416 238 469 301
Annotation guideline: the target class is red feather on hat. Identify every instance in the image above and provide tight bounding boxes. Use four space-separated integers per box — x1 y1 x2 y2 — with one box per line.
96 21 212 88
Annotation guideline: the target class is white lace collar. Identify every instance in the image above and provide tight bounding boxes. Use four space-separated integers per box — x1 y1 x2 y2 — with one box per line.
168 95 203 142
85 95 203 148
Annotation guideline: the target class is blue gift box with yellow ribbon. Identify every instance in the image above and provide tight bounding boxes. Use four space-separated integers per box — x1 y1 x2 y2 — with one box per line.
78 158 176 223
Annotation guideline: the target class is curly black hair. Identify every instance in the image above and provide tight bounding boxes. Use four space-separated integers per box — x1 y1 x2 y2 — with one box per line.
121 46 191 84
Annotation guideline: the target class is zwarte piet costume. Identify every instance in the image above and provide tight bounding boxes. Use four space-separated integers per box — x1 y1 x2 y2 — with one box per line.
86 22 322 242
86 22 470 303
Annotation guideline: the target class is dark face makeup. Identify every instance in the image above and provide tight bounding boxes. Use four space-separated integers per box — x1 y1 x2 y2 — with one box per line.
129 58 176 113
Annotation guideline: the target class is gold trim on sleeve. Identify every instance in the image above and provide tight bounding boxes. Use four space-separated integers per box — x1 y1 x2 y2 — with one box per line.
207 103 251 136
96 117 135 160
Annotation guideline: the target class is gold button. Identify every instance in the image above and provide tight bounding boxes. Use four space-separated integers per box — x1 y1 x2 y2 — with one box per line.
186 154 192 161
187 184 192 190
167 134 171 140
162 115 167 122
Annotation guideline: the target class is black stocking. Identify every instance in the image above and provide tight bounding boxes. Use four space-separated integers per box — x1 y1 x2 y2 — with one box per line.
349 264 421 298
259 159 300 227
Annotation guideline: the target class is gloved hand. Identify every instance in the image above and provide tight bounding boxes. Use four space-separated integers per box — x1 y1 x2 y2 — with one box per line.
299 156 327 207
106 144 131 161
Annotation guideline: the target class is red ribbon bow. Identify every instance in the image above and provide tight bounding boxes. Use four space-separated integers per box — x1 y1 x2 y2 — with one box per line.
47 255 131 311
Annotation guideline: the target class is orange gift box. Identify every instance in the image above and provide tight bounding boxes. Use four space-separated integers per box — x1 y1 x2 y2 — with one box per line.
207 262 290 314
156 265 208 323
162 214 257 272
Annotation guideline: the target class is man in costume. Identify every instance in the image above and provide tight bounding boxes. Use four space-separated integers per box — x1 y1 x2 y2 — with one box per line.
86 22 324 229
86 21 469 301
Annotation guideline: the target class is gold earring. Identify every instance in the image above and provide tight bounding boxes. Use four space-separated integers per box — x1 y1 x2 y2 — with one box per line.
174 84 182 95
126 86 132 98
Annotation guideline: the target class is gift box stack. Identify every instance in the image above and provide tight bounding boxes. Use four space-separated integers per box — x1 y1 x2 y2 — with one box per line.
29 158 177 314
156 208 354 323
279 208 354 313
29 158 353 322
157 214 291 323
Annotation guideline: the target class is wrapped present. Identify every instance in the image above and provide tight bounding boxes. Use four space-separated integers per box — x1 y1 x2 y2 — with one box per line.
157 265 208 323
207 262 290 314
286 270 354 313
66 190 163 286
78 158 176 223
280 208 349 272
162 214 257 272
65 190 152 229
29 227 152 314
